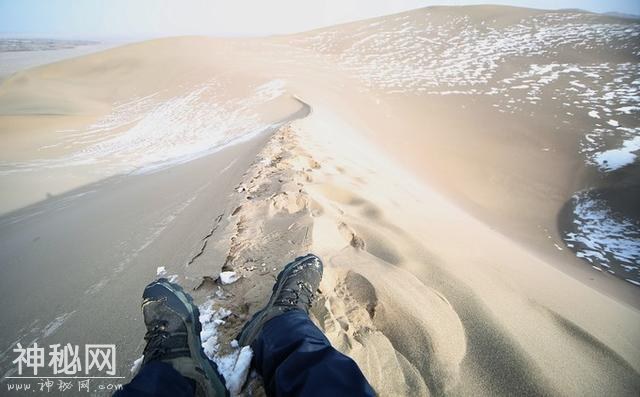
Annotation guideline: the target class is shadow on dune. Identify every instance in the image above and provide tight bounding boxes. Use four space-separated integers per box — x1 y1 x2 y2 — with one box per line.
406 263 555 396
543 308 640 393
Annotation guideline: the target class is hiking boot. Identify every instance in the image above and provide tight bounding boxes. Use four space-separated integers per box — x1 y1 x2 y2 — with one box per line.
237 254 323 347
141 278 228 397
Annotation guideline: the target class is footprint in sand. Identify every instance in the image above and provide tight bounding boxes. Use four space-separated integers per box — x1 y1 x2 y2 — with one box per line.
338 221 403 265
320 251 466 396
269 191 309 215
308 198 324 217
317 183 369 206
360 202 382 220
338 222 366 250
317 267 431 396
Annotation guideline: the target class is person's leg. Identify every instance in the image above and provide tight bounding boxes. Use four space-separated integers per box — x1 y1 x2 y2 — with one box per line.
115 362 195 397
237 254 375 397
252 310 375 397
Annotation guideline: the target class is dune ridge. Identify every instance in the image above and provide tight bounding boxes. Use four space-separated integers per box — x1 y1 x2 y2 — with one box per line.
191 105 639 395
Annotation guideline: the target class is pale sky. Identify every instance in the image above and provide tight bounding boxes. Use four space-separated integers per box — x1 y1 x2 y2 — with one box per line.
1 0 639 40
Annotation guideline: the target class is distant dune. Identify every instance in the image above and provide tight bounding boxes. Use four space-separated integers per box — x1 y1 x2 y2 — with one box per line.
604 12 640 20
0 38 117 83
280 4 640 289
0 5 639 396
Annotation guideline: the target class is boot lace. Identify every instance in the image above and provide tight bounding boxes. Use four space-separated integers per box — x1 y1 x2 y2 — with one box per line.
275 281 316 308
143 321 170 361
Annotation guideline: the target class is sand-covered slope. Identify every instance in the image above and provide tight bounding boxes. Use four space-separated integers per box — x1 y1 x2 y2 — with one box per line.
280 5 640 290
0 4 639 397
0 37 301 213
205 103 640 396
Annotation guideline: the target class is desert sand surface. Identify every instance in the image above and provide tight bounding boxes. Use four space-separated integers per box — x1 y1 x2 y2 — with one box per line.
0 5 639 396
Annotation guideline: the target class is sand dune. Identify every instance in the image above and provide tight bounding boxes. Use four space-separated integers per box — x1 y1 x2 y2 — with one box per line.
0 37 301 214
278 5 640 291
190 111 639 395
1 4 639 396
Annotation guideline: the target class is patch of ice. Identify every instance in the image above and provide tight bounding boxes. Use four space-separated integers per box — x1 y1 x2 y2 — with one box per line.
156 266 167 276
588 110 600 119
607 119 619 127
219 271 240 285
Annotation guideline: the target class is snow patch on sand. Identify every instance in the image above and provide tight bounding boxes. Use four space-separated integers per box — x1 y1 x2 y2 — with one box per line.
199 300 253 396
130 355 144 374
593 135 640 171
291 12 640 176
219 271 240 285
616 106 639 114
0 79 287 177
563 191 640 282
295 12 640 94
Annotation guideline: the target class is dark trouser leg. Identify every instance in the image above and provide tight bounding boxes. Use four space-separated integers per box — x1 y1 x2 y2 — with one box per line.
114 361 195 397
252 310 375 397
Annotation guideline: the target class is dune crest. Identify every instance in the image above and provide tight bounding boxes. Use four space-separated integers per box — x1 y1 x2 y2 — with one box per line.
185 104 639 395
